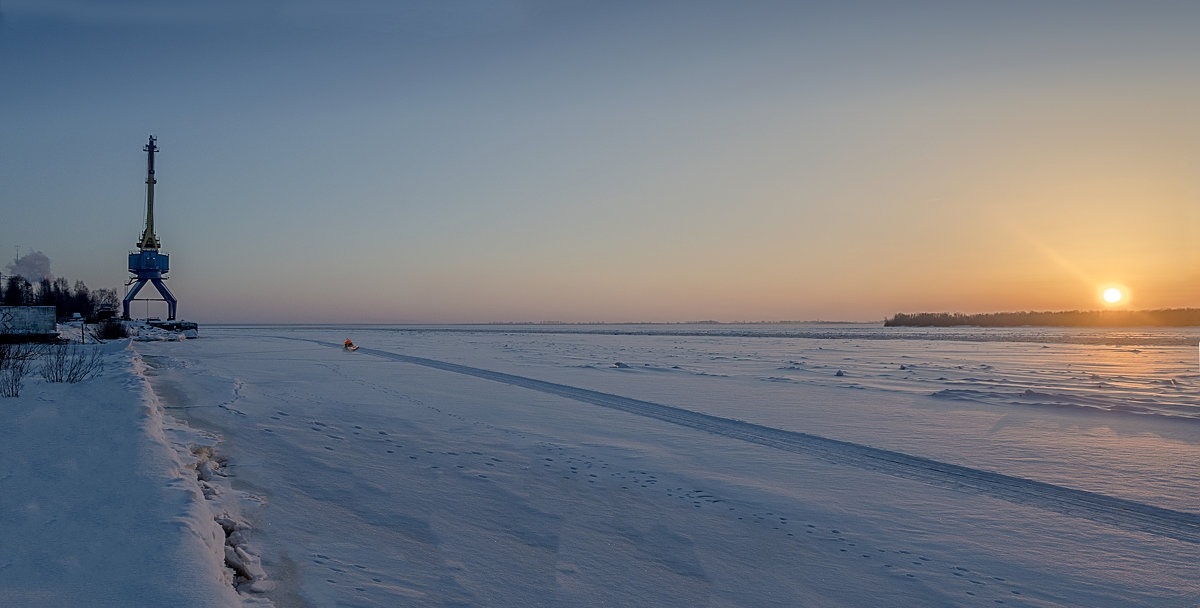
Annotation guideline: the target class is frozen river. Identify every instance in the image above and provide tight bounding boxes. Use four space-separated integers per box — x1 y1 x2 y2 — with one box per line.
140 324 1200 607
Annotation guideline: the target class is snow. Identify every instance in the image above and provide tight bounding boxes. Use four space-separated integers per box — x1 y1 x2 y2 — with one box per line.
2 324 1199 606
0 341 248 607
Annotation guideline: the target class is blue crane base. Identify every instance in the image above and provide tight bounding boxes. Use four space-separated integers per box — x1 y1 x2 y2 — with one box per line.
123 277 177 320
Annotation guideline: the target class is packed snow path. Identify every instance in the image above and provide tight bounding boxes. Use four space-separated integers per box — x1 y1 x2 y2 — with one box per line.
329 341 1200 546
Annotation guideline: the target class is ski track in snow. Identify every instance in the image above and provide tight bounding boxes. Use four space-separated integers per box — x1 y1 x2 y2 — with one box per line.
312 340 1200 546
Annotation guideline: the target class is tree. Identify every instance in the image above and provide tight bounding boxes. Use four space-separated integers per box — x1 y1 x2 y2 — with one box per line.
36 278 54 307
72 281 90 317
52 277 71 318
4 276 30 306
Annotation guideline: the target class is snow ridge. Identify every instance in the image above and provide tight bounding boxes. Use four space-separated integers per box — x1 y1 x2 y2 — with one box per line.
133 351 275 605
932 387 1200 420
349 343 1200 546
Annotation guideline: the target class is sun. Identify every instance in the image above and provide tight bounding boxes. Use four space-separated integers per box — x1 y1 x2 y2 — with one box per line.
1102 287 1124 304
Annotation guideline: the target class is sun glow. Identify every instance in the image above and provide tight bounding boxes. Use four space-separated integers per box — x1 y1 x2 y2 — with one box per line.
1102 287 1124 304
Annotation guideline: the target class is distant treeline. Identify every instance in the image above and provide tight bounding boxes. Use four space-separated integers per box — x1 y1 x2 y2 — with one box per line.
1 275 119 322
884 309 1200 327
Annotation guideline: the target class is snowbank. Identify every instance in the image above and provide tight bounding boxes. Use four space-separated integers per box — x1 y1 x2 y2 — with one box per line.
0 341 261 607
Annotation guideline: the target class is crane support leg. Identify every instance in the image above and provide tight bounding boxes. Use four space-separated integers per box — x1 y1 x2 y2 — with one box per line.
122 278 178 320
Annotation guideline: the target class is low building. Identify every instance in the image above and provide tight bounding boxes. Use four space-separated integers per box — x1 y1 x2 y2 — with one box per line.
0 306 58 342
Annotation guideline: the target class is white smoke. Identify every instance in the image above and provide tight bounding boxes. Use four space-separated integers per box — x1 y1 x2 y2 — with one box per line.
6 250 53 282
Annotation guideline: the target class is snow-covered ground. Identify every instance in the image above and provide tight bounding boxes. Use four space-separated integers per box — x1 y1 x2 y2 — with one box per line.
0 337 251 607
3 324 1199 606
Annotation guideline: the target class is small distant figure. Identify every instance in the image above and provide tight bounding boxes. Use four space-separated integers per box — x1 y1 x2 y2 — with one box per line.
344 338 358 351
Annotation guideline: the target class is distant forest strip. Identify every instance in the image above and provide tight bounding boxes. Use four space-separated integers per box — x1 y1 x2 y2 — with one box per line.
2 275 118 322
884 309 1200 327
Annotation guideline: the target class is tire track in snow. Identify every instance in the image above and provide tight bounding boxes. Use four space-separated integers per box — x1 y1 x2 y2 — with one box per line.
341 343 1200 545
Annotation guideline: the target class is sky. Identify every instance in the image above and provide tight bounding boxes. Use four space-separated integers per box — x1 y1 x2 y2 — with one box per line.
1 1 1197 323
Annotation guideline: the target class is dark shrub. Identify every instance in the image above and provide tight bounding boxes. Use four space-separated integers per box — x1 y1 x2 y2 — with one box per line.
97 320 129 340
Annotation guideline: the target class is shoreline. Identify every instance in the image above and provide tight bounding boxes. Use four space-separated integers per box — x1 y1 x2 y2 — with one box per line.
0 342 249 606
885 308 1200 327
135 347 276 604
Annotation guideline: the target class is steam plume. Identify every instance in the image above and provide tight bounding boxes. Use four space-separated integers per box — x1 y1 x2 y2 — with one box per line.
6 250 53 282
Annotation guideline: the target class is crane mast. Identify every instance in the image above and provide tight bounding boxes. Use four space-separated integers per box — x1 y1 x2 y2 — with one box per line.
137 136 161 250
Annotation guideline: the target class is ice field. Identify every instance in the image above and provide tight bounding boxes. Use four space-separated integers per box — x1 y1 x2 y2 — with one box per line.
4 324 1199 606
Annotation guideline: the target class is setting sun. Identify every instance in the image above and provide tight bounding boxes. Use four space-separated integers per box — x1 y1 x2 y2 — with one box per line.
1102 287 1124 304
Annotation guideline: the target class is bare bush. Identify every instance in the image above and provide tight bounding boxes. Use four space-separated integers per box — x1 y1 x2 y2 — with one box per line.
40 342 105 383
0 343 39 397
